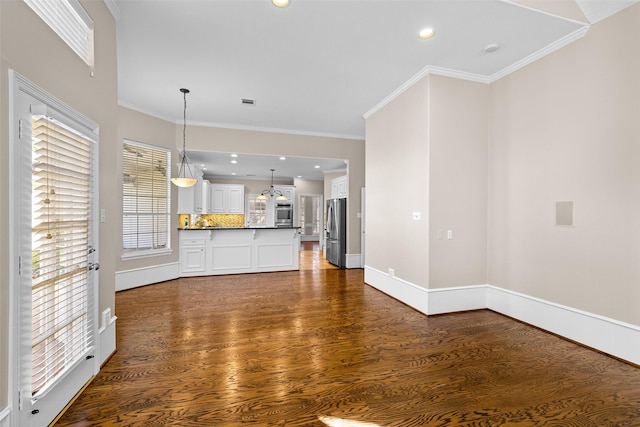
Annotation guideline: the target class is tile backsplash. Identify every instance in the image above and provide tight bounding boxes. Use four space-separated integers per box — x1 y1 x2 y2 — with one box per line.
179 213 245 228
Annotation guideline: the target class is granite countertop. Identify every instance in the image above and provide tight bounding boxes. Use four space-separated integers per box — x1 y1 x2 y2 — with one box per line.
179 226 301 231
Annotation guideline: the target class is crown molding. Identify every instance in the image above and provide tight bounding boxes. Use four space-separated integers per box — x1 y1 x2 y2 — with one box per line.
363 66 489 120
103 0 120 20
117 102 364 141
186 120 364 141
363 24 589 119
488 25 589 83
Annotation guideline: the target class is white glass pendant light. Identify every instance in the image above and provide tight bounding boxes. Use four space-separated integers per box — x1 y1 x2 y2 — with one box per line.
171 88 197 188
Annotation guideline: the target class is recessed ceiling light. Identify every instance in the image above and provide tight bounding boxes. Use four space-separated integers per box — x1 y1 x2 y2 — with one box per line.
314 165 320 169
419 28 435 40
232 173 236 175
231 160 237 164
280 156 286 160
297 175 302 178
202 167 207 170
272 0 289 7
485 43 500 53
230 153 238 158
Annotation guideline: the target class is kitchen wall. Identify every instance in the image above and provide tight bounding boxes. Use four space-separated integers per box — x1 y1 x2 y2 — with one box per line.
488 3 640 326
0 0 118 410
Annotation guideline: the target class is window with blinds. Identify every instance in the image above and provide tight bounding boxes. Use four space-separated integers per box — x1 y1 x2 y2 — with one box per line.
23 0 95 73
122 140 171 255
31 115 94 396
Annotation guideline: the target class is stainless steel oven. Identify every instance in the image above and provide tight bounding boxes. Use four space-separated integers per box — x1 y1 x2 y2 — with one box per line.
275 202 293 227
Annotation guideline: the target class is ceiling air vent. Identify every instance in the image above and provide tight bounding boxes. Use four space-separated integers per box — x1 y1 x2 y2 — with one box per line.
241 98 256 106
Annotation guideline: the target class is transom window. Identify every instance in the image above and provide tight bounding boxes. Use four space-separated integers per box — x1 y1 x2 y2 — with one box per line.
23 0 95 73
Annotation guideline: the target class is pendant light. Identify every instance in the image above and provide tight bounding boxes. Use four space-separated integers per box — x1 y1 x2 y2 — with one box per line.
257 169 287 201
171 88 197 188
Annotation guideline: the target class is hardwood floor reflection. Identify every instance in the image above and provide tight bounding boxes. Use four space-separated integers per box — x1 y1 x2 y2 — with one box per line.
55 247 640 426
299 240 338 271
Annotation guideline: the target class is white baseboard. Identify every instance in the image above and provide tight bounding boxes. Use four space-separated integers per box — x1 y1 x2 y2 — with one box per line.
346 253 362 269
363 266 640 365
486 285 640 365
364 266 429 313
98 308 117 366
0 407 9 427
427 284 489 314
116 262 180 291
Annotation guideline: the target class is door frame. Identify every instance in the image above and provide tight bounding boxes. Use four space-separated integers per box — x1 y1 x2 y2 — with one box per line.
8 70 100 427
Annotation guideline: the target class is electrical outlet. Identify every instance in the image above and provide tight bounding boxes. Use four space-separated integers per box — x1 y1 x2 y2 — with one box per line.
447 229 453 239
412 212 421 220
388 268 395 278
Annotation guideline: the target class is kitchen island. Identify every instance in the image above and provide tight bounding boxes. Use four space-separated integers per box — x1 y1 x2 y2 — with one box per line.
179 227 300 276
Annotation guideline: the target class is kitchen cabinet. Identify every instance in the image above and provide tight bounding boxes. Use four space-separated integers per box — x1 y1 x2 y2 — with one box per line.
177 178 210 214
179 228 300 276
179 234 206 274
274 185 295 202
331 175 348 199
211 184 245 214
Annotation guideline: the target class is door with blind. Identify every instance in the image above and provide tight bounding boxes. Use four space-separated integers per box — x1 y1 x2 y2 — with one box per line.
12 75 99 426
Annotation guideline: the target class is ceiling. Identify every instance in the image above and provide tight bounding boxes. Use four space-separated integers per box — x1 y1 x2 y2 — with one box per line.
113 0 636 179
188 150 347 181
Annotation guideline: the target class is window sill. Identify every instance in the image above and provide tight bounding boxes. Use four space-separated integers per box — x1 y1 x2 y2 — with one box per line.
121 248 173 261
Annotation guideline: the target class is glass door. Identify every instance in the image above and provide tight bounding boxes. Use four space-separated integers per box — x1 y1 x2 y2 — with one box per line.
13 75 99 427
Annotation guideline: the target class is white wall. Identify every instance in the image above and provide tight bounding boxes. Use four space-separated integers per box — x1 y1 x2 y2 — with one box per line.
488 3 640 326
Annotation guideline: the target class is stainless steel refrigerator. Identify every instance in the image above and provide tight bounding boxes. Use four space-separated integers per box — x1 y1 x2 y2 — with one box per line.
326 198 347 267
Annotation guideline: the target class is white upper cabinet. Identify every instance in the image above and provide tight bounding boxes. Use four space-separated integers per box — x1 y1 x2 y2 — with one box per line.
211 184 245 214
274 185 295 202
331 175 348 199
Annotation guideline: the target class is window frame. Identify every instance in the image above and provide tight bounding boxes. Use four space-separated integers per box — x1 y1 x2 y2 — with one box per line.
121 139 172 260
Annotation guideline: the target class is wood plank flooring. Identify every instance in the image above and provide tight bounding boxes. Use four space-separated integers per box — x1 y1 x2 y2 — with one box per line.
55 243 640 426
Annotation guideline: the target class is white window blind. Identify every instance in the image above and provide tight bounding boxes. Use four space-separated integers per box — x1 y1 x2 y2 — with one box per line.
23 0 95 73
31 116 94 396
122 141 171 255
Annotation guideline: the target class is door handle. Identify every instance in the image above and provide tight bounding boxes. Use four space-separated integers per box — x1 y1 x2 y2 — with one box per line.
88 263 100 271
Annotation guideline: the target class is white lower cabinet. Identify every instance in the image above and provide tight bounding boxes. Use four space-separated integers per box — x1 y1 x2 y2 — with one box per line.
179 228 300 276
179 235 207 274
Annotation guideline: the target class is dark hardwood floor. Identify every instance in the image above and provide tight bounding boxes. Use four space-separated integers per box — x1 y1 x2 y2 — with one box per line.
55 242 640 426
